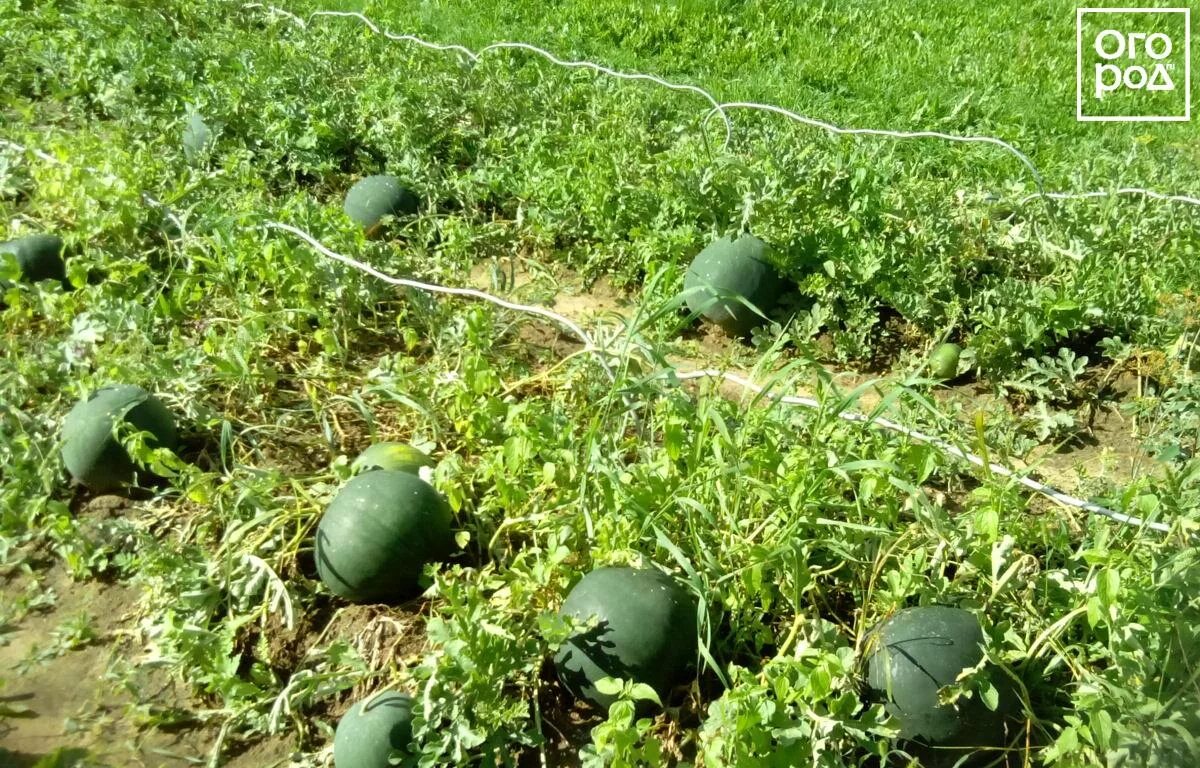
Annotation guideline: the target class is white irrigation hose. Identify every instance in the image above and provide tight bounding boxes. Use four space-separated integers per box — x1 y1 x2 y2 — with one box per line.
259 221 620 388
244 4 733 149
706 102 1046 196
672 370 1171 533
3 126 1182 530
241 4 1200 212
1019 188 1200 208
0 136 1179 533
0 135 622 383
269 223 1172 534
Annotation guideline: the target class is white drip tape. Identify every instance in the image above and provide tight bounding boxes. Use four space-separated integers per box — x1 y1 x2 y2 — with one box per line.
242 3 1200 211
672 370 1170 532
262 223 1173 535
1 21 1184 535
705 102 1044 195
245 5 735 150
258 221 616 388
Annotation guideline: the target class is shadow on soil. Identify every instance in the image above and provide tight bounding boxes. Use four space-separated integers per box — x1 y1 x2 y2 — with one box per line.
0 747 98 768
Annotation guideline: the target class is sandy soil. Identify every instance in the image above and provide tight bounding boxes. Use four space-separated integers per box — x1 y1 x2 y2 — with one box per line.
0 515 293 768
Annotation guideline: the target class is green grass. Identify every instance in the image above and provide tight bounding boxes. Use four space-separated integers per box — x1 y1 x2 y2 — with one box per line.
333 0 1199 177
2 0 1199 766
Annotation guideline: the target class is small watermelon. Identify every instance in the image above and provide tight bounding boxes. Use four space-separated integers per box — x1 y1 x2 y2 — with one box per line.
343 175 419 235
554 566 698 710
683 234 784 336
352 442 434 476
333 691 415 768
61 385 179 493
929 343 962 380
316 470 454 603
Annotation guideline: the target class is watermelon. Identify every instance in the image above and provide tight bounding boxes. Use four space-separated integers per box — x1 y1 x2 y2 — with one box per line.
352 442 434 476
1 234 68 288
865 606 1014 751
61 385 179 493
316 470 453 603
554 566 697 710
683 234 784 336
343 175 419 234
929 343 962 380
333 691 415 768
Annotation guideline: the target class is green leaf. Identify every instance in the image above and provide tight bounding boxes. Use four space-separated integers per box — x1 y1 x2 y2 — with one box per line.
1097 568 1121 609
979 679 1000 711
31 749 91 768
593 677 625 696
1042 726 1080 763
628 682 662 705
1090 709 1114 751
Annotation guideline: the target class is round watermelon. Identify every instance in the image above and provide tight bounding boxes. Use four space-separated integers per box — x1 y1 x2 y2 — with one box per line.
929 343 962 381
316 470 453 603
61 385 179 493
343 175 419 234
333 691 415 768
1 234 68 287
865 606 1014 749
683 234 784 336
554 566 698 710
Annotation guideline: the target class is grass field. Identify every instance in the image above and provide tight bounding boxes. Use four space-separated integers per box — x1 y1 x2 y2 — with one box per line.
2 1 1199 766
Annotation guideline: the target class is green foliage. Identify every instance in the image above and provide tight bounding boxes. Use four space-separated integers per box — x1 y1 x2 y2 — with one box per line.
0 0 1198 766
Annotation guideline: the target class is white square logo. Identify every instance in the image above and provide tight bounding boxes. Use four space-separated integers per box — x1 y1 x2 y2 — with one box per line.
1077 7 1191 122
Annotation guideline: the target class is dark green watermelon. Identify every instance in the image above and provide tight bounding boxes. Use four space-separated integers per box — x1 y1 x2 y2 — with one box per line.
865 606 1015 752
333 691 415 768
1 234 68 287
61 385 179 493
554 566 698 710
316 470 453 603
683 233 785 336
343 175 419 234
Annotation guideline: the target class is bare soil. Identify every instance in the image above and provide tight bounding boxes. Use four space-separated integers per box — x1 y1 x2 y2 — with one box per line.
0 529 292 768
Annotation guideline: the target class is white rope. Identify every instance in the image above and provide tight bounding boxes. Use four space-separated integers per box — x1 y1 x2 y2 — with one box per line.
243 2 306 29
283 7 734 150
672 370 1170 533
1019 187 1200 208
259 221 619 387
4 131 1180 533
238 4 1200 211
707 102 1046 196
269 223 1172 534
